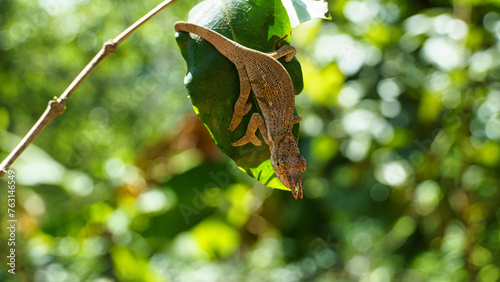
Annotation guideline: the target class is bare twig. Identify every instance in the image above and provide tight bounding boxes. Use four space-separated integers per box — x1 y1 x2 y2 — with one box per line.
0 0 178 178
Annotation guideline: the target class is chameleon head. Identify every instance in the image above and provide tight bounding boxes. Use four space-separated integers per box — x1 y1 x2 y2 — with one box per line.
271 134 307 199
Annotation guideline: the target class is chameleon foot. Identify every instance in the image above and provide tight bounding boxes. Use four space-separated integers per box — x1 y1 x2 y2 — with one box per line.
269 45 296 62
231 113 268 147
231 134 261 146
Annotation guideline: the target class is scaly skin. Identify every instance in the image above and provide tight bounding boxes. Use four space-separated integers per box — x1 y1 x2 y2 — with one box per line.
175 22 306 199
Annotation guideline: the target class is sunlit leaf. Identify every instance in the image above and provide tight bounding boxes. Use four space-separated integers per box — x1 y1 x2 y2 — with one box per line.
280 0 331 28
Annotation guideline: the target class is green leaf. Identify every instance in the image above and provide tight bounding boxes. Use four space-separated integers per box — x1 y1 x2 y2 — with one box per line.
175 0 304 191
280 0 331 28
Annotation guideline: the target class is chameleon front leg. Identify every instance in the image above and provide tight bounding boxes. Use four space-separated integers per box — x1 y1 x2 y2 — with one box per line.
231 113 271 147
268 45 297 62
228 63 253 132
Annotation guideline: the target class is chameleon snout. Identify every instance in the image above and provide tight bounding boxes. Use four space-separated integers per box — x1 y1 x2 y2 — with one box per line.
285 169 303 200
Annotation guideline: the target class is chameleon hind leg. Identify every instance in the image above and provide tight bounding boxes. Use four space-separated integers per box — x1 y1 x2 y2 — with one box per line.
228 63 253 132
231 113 270 147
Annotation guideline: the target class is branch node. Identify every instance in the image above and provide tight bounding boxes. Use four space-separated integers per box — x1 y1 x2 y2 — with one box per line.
49 99 66 116
103 40 118 54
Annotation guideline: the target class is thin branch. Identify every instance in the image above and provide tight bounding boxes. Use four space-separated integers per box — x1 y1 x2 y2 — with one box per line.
0 0 178 178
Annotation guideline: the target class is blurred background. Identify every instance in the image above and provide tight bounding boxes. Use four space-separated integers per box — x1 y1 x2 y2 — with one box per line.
1 0 500 281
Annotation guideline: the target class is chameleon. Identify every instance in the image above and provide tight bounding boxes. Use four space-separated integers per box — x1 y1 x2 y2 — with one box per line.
174 21 307 199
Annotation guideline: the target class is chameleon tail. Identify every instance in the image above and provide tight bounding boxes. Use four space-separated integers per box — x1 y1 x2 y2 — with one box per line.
174 21 240 62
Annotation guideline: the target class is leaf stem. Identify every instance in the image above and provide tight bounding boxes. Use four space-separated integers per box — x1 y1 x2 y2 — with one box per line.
0 0 178 178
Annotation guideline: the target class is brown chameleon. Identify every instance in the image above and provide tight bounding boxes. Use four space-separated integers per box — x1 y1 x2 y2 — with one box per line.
174 21 306 199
